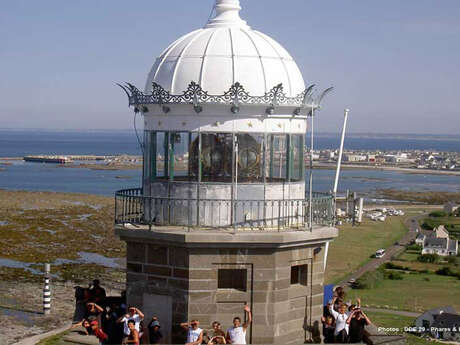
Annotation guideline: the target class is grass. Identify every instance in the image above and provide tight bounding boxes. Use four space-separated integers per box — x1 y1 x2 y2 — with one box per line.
364 312 439 344
406 334 440 345
37 332 69 345
366 311 414 330
394 246 459 271
325 209 414 284
397 251 420 262
348 272 460 312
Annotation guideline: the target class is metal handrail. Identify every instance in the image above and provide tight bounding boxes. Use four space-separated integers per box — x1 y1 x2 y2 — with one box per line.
114 188 334 231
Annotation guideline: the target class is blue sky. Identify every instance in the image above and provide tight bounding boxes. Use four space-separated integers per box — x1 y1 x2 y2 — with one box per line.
1 0 459 134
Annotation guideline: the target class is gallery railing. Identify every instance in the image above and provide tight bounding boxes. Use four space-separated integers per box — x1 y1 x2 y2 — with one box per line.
115 188 334 231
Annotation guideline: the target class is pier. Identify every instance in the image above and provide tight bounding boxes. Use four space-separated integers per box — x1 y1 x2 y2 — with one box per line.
23 155 118 164
24 156 73 164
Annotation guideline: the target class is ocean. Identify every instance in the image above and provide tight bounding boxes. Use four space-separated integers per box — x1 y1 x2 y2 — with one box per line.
2 130 460 158
0 130 459 196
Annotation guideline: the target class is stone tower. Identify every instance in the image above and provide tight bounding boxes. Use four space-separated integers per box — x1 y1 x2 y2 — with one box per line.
115 1 338 343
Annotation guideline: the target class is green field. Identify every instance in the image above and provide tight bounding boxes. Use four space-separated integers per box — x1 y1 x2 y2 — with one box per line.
422 211 460 240
348 272 460 312
360 312 439 344
406 334 440 345
394 247 459 272
366 311 414 330
325 210 414 284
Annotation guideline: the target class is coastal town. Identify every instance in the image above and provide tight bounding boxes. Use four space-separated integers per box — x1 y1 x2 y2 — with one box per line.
3 148 459 177
313 149 460 172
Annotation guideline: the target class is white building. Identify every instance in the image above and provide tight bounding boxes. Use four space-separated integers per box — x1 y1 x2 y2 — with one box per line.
422 238 458 256
415 233 426 246
343 154 367 162
422 226 458 256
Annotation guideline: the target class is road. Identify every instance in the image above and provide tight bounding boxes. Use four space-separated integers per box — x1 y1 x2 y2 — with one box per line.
337 213 424 288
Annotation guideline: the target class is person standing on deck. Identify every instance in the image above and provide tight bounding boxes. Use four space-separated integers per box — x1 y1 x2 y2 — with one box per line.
226 305 252 345
329 296 351 343
181 320 204 345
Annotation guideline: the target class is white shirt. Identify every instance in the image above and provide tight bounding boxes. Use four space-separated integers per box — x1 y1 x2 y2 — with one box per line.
227 326 247 344
187 327 203 343
329 305 350 335
121 314 142 335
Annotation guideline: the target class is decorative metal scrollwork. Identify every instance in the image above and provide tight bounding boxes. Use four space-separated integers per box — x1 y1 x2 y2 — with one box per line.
118 81 331 110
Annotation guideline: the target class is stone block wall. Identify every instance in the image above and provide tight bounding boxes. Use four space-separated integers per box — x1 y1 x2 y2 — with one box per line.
123 237 328 344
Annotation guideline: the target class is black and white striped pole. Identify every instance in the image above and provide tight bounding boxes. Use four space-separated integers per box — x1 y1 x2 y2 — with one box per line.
43 263 51 315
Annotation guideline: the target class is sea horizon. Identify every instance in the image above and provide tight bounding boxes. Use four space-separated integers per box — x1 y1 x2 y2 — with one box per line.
1 127 460 139
1 129 459 158
0 130 459 196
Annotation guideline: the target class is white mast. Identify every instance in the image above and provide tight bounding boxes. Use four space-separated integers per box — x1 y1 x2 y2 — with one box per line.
333 109 349 195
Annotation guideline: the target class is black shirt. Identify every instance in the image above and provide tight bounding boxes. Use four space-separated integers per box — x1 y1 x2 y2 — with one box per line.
323 324 335 343
349 318 368 343
148 328 163 344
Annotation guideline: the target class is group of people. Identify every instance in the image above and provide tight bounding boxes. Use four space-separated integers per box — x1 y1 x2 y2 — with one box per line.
72 279 162 345
74 280 372 344
72 280 253 345
322 287 372 344
180 305 252 345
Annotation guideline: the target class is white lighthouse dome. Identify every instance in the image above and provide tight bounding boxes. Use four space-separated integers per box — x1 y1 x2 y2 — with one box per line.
145 0 305 98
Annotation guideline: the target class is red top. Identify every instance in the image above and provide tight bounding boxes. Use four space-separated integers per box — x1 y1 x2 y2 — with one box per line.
93 328 108 341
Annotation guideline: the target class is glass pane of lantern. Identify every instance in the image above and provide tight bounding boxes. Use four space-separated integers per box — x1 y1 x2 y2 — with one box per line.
156 132 166 178
195 133 232 182
237 133 263 182
172 132 190 180
143 131 151 184
188 133 199 181
267 134 287 182
291 134 304 181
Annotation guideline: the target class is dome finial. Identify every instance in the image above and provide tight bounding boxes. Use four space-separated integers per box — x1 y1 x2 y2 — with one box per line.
205 0 249 29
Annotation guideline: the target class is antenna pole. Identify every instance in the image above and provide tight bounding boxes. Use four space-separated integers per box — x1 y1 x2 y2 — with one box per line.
333 109 349 196
309 107 315 231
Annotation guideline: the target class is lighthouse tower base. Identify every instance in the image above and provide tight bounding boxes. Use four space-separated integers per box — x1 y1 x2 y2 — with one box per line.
116 227 338 344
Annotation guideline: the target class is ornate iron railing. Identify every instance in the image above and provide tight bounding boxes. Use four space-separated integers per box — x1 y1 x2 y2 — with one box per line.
115 188 334 231
118 82 314 108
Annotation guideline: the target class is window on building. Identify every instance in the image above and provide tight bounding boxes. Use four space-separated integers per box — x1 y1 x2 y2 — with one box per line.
290 264 308 285
218 269 247 291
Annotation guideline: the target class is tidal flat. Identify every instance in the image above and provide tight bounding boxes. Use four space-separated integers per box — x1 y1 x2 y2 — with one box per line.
0 190 125 274
377 189 460 204
0 190 125 344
